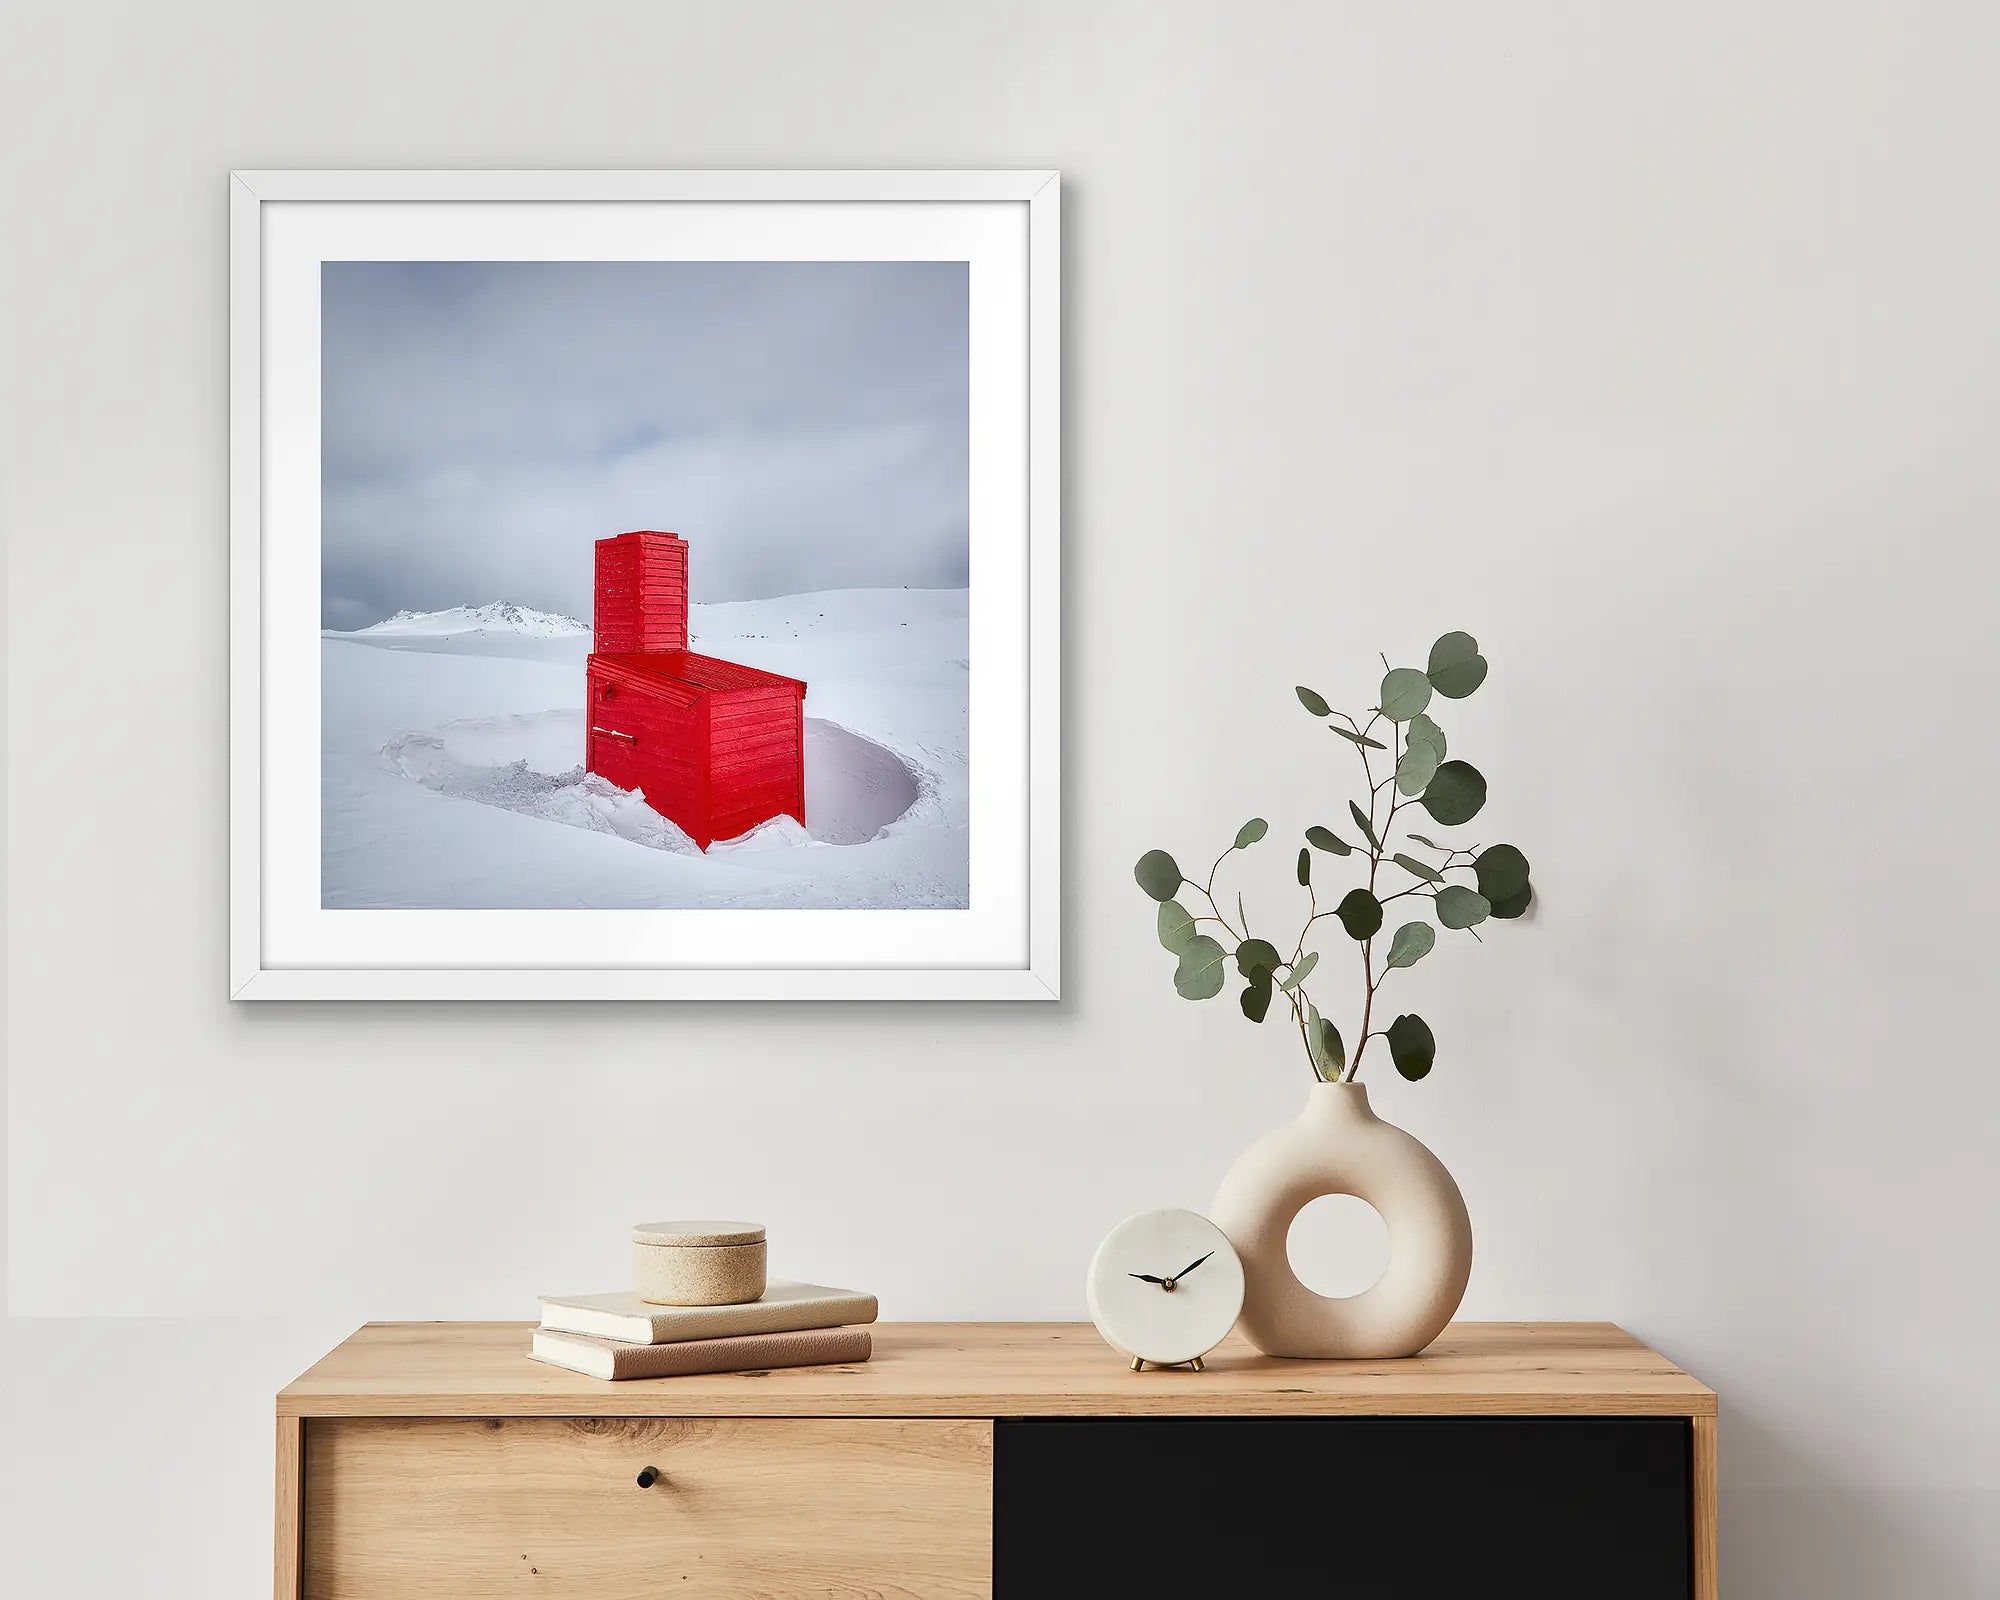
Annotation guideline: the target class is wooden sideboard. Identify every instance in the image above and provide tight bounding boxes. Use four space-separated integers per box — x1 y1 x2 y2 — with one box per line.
277 1321 1717 1598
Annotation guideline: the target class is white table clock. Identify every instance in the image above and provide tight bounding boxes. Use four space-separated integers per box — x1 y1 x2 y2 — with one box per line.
1086 1208 1246 1371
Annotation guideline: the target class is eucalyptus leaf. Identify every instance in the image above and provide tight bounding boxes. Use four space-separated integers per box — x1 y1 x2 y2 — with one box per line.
1306 1000 1345 1076
1428 631 1479 671
1427 632 1488 699
1435 884 1491 929
1317 1015 1346 1074
1335 888 1384 941
1297 847 1311 887
1305 825 1353 856
1378 667 1434 722
1408 712 1446 760
1234 817 1269 849
1385 921 1436 969
1173 935 1228 1000
1240 972 1274 1023
1134 849 1183 901
1236 938 1282 979
1489 882 1534 920
1405 833 1445 850
1330 725 1388 750
1349 801 1382 851
1156 899 1198 953
1386 1013 1437 1080
1396 738 1441 796
1392 853 1443 884
1296 685 1332 717
1280 950 1319 992
1419 761 1488 826
1430 657 1487 698
1473 843 1530 902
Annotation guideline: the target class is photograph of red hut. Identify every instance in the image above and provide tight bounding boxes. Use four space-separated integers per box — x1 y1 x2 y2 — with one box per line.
584 531 807 850
319 261 972 918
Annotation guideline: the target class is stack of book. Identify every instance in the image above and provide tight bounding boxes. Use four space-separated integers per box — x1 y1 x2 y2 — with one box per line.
530 1281 880 1380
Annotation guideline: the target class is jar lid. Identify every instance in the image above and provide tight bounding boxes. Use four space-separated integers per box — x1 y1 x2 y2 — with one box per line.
631 1220 766 1247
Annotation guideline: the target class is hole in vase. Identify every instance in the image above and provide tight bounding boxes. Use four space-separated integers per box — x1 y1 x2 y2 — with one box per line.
1286 1194 1390 1299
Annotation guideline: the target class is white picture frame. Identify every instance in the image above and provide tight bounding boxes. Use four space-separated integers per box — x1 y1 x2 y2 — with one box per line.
229 170 1059 1000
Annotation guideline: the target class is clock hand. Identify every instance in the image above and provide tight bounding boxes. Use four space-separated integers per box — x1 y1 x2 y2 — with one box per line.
1171 1251 1215 1283
1127 1272 1168 1284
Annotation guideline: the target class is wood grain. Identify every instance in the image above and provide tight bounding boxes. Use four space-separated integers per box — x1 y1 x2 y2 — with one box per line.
1692 1412 1719 1600
302 1416 991 1599
274 1414 302 1600
279 1321 1716 1419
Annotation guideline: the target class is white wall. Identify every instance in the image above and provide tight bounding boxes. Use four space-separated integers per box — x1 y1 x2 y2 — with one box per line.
5 2 1997 1592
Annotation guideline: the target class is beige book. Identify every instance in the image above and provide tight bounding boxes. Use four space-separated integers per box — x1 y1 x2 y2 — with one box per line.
530 1325 872 1381
537 1281 879 1344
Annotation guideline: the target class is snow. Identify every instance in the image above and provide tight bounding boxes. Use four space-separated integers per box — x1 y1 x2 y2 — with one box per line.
320 588 969 910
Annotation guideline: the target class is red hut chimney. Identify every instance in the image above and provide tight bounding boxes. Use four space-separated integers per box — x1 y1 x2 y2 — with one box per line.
593 530 688 653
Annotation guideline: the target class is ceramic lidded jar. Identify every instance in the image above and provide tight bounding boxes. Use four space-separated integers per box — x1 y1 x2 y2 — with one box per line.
1210 1082 1471 1358
631 1220 768 1306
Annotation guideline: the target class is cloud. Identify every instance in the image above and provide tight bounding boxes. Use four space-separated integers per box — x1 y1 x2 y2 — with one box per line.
321 261 968 625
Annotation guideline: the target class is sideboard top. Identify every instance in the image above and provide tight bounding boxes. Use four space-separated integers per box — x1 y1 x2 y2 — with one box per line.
278 1321 1715 1419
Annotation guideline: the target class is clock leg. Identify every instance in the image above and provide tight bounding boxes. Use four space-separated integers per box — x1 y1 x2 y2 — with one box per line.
1129 1356 1144 1372
1190 1356 1204 1372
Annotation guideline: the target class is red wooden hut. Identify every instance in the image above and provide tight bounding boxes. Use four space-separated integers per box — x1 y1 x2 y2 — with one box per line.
584 531 806 851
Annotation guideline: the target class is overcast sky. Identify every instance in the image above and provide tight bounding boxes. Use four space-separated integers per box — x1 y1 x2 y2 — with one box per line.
321 260 969 629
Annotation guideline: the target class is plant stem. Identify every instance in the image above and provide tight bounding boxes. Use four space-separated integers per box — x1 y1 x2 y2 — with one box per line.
1202 844 1233 904
1290 882 1318 965
1342 709 1385 798
1348 719 1410 1081
1192 846 1246 943
1350 935 1375 1082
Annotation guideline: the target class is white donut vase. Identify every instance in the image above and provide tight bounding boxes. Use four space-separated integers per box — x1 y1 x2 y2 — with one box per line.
1210 1081 1472 1359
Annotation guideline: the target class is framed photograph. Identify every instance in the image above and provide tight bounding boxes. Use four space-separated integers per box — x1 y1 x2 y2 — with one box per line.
229 170 1059 1000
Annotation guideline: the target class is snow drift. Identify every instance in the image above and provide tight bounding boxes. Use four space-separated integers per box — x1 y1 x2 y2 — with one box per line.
321 588 968 910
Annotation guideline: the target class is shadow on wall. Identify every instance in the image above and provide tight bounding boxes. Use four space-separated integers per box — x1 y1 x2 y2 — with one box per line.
1723 1407 1996 1596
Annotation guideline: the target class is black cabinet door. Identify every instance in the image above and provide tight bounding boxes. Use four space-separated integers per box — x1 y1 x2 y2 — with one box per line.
995 1416 1689 1598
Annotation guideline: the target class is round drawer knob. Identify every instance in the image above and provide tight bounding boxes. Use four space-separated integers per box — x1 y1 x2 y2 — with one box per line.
636 1466 662 1489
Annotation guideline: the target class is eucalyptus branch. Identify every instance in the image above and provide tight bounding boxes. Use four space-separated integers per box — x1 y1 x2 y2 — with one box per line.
1201 844 1234 903
1349 722 1400 1080
1350 935 1376 1081
1194 843 1250 942
1190 882 1244 944
1136 633 1529 1087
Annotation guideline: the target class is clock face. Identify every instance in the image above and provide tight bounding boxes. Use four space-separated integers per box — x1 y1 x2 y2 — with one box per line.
1087 1208 1245 1366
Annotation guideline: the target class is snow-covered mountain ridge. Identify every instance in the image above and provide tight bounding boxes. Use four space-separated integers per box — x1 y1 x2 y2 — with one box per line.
350 602 587 638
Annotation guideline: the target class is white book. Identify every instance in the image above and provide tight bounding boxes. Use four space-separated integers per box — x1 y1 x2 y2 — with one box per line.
530 1325 872 1380
537 1281 879 1345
